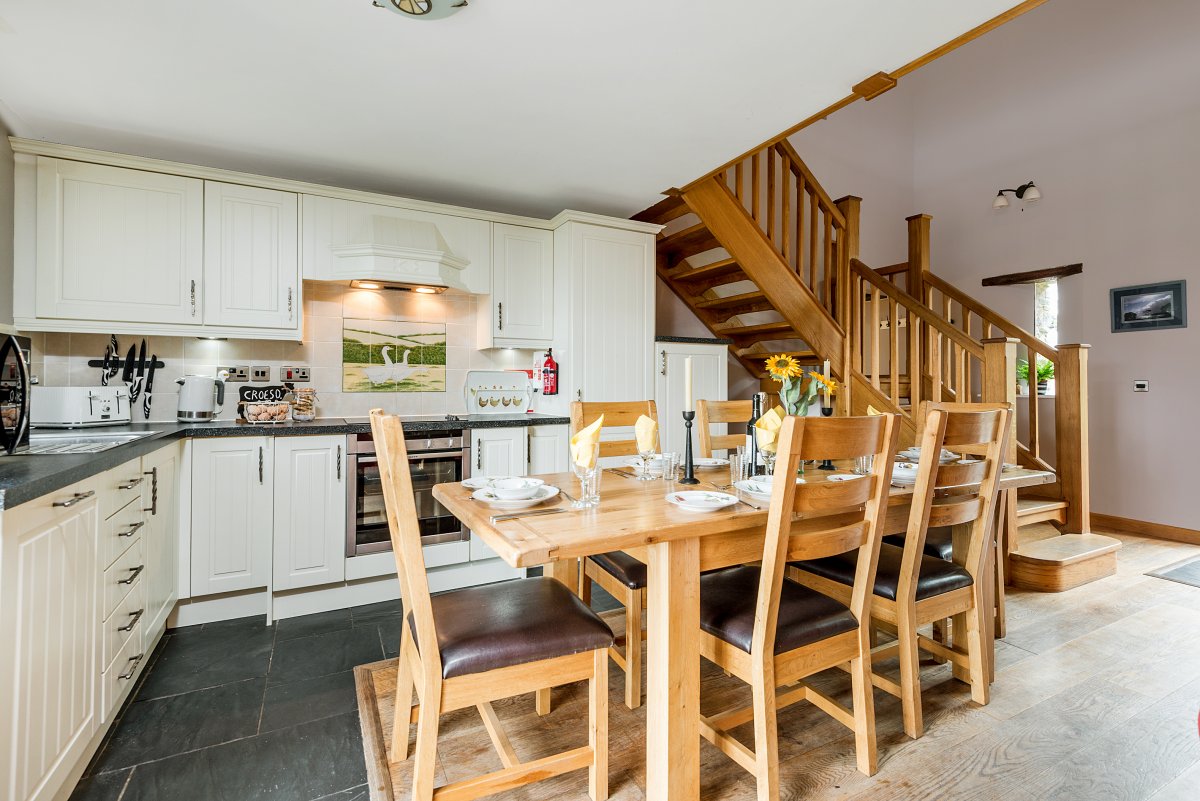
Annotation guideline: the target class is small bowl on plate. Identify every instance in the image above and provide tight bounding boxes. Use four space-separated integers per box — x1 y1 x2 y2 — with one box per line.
489 477 546 500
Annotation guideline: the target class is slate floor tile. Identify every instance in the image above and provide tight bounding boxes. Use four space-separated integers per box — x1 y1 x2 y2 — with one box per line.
119 711 367 801
260 669 359 733
350 599 402 622
68 767 131 801
93 678 266 772
314 784 369 801
376 615 403 658
269 625 384 686
137 624 273 699
276 608 353 642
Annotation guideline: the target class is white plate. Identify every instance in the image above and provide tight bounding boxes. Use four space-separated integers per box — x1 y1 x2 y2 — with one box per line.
899 447 958 463
693 457 730 470
825 473 864 482
471 485 561 509
891 462 920 484
624 454 676 474
735 478 775 498
665 490 739 513
462 476 517 490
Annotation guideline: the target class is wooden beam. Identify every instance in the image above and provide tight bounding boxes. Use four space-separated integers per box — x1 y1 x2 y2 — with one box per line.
982 263 1083 287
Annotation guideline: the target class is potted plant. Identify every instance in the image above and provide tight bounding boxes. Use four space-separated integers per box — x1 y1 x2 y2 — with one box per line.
1035 358 1054 396
1016 359 1030 396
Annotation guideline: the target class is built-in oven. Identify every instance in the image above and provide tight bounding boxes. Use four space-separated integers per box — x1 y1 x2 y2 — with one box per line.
0 334 32 456
345 429 471 557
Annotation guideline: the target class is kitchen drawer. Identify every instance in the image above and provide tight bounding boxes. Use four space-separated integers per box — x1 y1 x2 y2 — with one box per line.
103 619 146 719
102 496 147 568
103 577 145 673
103 536 144 619
102 460 148 520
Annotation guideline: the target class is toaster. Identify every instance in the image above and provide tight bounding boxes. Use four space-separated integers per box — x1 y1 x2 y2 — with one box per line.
31 386 132 428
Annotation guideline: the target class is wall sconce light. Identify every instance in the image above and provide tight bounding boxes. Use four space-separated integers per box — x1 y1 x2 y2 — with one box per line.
993 181 1041 209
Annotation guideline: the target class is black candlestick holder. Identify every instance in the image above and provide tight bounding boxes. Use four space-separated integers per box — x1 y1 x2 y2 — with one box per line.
679 410 700 484
818 404 837 470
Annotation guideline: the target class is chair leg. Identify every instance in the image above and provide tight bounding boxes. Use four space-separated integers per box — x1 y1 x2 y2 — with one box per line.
580 563 593 606
750 673 780 801
964 598 991 706
589 647 609 801
624 587 643 709
850 627 879 776
950 611 970 683
536 687 552 716
390 625 416 763
930 619 949 664
411 677 442 801
992 538 1007 640
896 610 924 740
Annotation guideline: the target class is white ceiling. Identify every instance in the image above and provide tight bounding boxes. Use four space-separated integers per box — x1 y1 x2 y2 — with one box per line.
0 0 1025 218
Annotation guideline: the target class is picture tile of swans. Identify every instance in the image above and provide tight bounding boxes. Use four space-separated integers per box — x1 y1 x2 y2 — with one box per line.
342 318 446 392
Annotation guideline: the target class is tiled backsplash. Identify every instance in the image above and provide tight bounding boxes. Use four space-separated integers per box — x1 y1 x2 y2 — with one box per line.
24 281 534 422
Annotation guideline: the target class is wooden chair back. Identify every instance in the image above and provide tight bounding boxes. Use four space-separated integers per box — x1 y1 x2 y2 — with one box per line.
569 400 658 459
369 409 442 678
696 399 751 458
752 414 900 660
899 402 1011 597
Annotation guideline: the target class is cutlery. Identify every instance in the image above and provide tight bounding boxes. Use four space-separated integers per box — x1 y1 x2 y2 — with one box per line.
130 339 147 403
605 468 639 480
106 335 120 384
142 354 156 419
490 507 572 523
100 345 111 386
558 486 577 504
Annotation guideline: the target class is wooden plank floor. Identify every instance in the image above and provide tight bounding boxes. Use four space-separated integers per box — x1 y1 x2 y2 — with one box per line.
361 529 1200 801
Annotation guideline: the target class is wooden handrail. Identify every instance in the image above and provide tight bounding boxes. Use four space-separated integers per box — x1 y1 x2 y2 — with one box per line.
924 272 1057 361
772 140 846 228
876 262 909 277
851 260 983 358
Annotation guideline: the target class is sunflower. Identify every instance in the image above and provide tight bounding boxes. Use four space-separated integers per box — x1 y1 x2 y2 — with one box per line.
808 371 838 395
764 354 803 380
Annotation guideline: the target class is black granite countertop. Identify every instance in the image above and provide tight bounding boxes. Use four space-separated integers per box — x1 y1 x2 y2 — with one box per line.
0 414 569 511
655 335 734 345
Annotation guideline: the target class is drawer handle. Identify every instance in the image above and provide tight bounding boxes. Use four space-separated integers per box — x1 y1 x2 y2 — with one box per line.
118 477 145 490
53 490 95 508
117 609 144 632
118 653 145 681
119 521 145 538
118 565 145 585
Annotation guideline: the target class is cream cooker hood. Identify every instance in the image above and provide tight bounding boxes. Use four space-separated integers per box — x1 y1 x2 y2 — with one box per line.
326 215 469 289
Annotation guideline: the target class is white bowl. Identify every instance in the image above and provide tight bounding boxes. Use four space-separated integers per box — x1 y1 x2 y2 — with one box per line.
489 477 546 500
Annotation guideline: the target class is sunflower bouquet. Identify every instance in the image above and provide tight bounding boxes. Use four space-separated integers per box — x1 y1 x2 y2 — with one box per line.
764 354 837 417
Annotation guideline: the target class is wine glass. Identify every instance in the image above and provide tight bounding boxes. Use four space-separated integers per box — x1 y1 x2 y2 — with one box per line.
761 445 778 476
636 434 659 481
571 442 601 508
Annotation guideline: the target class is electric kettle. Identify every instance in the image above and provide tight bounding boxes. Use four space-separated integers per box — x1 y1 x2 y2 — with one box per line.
176 374 226 422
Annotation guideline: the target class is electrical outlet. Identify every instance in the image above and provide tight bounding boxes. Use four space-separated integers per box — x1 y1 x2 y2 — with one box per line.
1133 379 1149 392
251 365 271 382
224 366 250 383
280 366 311 382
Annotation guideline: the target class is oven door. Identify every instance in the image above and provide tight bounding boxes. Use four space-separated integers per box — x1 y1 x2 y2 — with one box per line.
348 445 469 556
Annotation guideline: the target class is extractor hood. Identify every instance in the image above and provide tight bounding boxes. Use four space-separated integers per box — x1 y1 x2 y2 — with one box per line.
328 215 469 289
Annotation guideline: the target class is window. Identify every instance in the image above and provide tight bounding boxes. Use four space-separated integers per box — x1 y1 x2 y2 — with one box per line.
1034 278 1058 348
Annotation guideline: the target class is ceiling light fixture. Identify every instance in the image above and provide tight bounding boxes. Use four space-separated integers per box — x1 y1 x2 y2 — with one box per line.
350 280 447 294
372 0 469 20
993 181 1041 210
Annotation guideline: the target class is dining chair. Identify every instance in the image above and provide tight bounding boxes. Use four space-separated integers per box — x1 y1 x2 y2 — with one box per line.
697 413 899 793
370 409 614 801
791 402 1010 740
571 399 656 709
696 399 751 458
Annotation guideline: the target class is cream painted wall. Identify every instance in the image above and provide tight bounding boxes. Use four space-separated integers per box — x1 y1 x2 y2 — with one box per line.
0 126 14 328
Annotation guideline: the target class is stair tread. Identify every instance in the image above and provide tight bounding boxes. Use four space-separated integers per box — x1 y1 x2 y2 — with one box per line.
633 195 690 225
1016 498 1069 514
694 291 767 310
718 321 798 336
737 347 817 359
667 257 747 284
658 222 720 259
1010 533 1122 566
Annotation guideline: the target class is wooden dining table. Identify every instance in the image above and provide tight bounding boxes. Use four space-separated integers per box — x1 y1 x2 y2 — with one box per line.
434 464 1054 801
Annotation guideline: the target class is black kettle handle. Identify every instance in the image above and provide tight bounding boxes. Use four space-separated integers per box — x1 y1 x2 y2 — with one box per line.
214 379 225 408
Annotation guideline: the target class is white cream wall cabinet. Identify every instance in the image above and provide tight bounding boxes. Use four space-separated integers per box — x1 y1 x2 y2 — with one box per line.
272 435 347 591
654 341 729 455
528 424 569 475
479 224 554 349
471 426 528 479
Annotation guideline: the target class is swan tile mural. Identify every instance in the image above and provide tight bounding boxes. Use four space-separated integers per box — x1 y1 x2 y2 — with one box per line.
342 318 447 392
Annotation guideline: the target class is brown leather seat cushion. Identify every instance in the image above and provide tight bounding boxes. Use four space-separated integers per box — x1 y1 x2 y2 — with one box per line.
408 577 614 679
699 566 859 655
883 526 954 561
589 551 647 590
793 542 972 603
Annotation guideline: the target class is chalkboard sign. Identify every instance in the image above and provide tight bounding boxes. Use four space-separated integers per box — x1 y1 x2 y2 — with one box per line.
238 385 288 404
237 385 292 424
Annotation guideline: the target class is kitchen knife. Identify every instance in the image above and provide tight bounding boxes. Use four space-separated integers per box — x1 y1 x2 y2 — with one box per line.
129 339 147 403
122 344 137 385
106 335 120 383
142 354 156 419
100 345 111 386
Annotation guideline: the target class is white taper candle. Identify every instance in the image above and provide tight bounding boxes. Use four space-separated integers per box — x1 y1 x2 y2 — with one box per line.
685 356 693 411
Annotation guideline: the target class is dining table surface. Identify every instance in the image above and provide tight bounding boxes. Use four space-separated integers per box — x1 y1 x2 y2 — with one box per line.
433 461 1055 801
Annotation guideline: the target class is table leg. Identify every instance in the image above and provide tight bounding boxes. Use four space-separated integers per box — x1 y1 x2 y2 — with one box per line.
645 537 700 801
537 557 581 715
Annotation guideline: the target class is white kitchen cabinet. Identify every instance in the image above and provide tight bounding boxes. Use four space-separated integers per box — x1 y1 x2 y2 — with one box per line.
0 480 101 801
273 435 347 590
480 224 554 348
654 341 729 455
203 182 300 333
529 424 569 475
33 158 204 326
141 443 180 640
190 437 273 596
471 427 528 479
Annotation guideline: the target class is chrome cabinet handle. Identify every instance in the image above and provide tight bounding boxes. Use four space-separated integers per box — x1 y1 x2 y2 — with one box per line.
576 389 583 401
190 280 197 317
118 565 145 585
336 445 342 481
287 287 294 320
497 302 503 331
53 490 95 508
118 521 145 538
660 350 667 376
259 446 264 484
476 443 482 471
117 609 144 632
144 467 158 515
118 653 145 681
118 477 144 490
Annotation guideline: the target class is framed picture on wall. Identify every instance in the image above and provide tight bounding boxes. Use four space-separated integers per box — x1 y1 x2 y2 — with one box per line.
1110 280 1187 333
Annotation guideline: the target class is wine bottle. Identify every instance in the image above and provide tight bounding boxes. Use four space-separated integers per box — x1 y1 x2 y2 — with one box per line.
746 392 762 477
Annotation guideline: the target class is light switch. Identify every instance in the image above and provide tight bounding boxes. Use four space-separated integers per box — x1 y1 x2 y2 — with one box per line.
1133 379 1149 392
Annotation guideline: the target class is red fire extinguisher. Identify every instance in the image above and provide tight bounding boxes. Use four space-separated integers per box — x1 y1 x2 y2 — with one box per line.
542 349 559 396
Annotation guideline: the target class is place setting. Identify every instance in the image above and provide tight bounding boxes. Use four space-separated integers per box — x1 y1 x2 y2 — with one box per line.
462 475 570 522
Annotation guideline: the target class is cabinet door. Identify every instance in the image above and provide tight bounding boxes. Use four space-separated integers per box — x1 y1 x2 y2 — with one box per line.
35 158 204 325
204 182 300 330
528 425 568 475
273 436 347 591
190 438 272 596
141 444 180 641
489 224 553 345
654 343 729 454
0 488 100 801
471 427 528 479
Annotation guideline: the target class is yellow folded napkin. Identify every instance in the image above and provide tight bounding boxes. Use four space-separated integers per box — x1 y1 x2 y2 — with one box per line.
867 405 883 416
634 415 658 454
570 415 605 469
754 405 785 453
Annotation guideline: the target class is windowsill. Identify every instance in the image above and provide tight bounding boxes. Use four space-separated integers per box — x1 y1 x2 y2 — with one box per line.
1016 392 1056 399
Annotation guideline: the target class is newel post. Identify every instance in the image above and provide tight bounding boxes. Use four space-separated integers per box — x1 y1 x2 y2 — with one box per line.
1054 344 1091 534
905 213 931 302
981 337 1020 462
835 195 861 417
